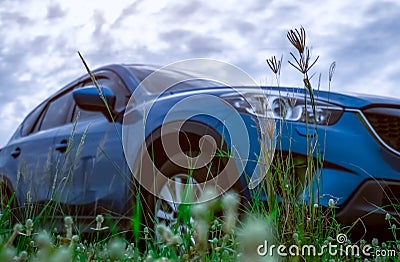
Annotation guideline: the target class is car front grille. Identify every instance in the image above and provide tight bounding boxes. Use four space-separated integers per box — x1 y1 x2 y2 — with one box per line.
363 107 400 153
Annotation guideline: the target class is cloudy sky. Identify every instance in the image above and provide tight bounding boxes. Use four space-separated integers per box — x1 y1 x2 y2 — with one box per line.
1 0 399 146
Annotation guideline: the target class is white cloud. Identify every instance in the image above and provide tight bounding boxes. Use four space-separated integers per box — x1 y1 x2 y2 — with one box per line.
0 0 399 146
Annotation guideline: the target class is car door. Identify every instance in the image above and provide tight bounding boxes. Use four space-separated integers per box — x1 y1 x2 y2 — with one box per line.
0 90 76 209
33 90 76 203
51 71 129 217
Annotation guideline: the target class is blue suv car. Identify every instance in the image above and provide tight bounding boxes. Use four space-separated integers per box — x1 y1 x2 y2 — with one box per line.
0 62 399 232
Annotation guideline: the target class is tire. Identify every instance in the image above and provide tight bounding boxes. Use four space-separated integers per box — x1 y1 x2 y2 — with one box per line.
136 126 246 246
150 152 216 227
145 150 245 244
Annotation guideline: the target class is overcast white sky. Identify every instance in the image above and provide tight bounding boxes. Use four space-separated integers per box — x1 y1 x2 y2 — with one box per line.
1 0 399 146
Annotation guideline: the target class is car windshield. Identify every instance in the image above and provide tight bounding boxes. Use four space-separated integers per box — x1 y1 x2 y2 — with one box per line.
127 65 224 94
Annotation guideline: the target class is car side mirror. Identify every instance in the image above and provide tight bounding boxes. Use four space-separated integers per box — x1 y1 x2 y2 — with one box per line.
73 86 117 120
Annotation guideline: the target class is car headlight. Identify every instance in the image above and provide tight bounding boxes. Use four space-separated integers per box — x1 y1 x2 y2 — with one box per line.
222 91 343 125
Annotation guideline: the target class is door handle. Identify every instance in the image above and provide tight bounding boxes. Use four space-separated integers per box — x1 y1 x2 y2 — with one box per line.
55 139 68 153
11 147 21 158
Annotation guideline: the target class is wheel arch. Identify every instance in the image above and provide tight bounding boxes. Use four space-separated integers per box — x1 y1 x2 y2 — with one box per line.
144 120 230 171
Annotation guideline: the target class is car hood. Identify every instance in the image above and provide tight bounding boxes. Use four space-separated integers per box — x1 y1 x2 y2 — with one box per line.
260 86 400 109
140 83 400 110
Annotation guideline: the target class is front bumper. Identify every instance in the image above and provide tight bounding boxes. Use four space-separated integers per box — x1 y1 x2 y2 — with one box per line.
298 108 400 223
335 179 400 226
257 107 400 224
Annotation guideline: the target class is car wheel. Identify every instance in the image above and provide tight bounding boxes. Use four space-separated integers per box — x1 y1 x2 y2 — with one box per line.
154 172 202 225
146 149 245 244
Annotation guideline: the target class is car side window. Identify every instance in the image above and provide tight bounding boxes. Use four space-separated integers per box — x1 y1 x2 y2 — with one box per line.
21 102 47 136
39 91 74 131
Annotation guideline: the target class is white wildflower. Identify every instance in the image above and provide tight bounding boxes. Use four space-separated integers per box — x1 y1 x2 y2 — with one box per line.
50 247 72 262
16 250 28 262
64 216 73 239
5 223 23 247
238 216 277 261
156 224 181 247
222 192 239 234
25 219 33 237
194 220 209 252
198 187 219 209
108 238 126 260
372 238 379 246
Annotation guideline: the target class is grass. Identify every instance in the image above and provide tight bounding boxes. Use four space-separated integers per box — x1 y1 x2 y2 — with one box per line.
1 27 399 261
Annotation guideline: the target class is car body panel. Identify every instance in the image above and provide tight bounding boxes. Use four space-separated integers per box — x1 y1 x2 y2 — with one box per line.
1 63 399 228
51 116 128 215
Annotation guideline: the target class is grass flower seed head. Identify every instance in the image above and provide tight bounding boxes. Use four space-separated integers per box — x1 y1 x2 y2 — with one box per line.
145 254 154 262
71 235 79 242
108 238 126 260
64 216 74 239
94 214 105 230
191 203 210 221
287 27 306 54
96 214 104 224
221 192 239 234
50 247 73 262
385 213 391 221
14 223 23 234
211 219 220 230
17 250 28 262
154 257 168 262
144 226 151 240
35 231 52 249
372 238 379 246
25 219 33 237
169 235 181 246
0 246 16 261
199 187 219 209
293 232 299 241
156 224 175 246
6 223 23 247
266 55 282 75
238 216 275 256
25 219 33 228
222 192 239 212
194 220 209 252
392 224 397 230
64 216 73 226
328 198 336 208
222 211 237 234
